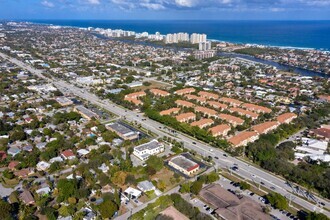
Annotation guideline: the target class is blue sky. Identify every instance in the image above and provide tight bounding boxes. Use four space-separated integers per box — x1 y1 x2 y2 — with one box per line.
1 0 330 20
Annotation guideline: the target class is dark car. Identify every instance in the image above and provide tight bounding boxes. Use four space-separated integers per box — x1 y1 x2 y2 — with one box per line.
214 156 219 159
223 153 228 157
260 181 265 185
192 142 196 144
233 182 240 187
249 192 255 196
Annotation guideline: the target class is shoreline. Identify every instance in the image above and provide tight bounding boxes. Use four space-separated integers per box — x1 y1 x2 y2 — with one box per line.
5 20 329 77
20 20 330 52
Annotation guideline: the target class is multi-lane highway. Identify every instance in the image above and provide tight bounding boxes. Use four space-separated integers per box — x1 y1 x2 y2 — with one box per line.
1 51 329 216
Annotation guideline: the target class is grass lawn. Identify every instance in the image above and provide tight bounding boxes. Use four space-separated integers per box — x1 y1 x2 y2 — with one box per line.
135 80 171 90
152 168 179 191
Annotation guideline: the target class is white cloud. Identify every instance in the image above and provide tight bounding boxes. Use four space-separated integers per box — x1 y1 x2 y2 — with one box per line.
175 0 196 7
86 0 100 5
140 3 166 10
107 0 330 11
41 0 55 7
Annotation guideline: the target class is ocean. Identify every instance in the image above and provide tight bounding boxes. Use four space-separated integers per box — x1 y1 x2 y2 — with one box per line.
28 20 330 50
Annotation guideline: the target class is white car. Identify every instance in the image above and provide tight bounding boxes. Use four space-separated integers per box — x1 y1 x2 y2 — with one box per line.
251 174 256 178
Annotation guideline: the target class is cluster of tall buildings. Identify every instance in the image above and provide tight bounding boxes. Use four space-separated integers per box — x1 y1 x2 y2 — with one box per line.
95 28 136 38
93 28 210 47
164 32 207 44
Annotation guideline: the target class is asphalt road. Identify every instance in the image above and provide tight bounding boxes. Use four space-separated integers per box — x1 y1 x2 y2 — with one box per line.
0 52 329 216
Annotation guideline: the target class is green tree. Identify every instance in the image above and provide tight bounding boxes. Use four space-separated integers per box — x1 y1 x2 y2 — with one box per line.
206 172 219 183
179 182 191 193
239 181 251 190
0 200 14 220
306 212 329 220
98 199 118 219
190 181 203 195
266 192 288 210
56 179 78 202
146 155 164 172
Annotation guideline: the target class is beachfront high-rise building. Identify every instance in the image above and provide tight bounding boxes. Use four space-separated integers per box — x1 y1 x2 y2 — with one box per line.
199 41 212 51
148 32 164 41
190 33 207 44
165 32 189 44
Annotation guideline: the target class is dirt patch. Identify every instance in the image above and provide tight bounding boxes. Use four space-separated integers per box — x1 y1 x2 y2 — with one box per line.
134 80 172 90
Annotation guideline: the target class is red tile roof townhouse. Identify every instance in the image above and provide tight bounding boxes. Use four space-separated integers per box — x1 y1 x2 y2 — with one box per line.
195 106 217 118
124 91 146 99
229 107 259 120
185 94 207 104
150 89 170 97
176 112 196 123
208 124 231 137
191 118 214 129
207 101 228 110
219 97 243 107
175 100 195 108
252 121 280 135
174 87 195 95
218 114 244 127
124 97 143 105
242 103 272 114
276 113 297 124
228 131 259 147
198 91 219 100
160 108 181 116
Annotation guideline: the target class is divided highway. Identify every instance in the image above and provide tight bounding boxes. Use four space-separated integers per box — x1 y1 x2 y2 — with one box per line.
1 52 329 216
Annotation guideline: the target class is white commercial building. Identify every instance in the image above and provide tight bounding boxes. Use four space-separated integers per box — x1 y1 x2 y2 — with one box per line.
133 139 164 161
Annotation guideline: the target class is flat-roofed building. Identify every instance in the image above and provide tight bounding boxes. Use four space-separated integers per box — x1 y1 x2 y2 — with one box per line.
105 122 139 141
191 118 214 129
200 184 271 220
252 121 279 135
55 97 73 106
74 105 99 120
133 139 164 161
174 87 195 96
160 107 181 116
208 124 231 137
198 91 219 100
168 155 199 176
176 112 196 123
277 112 297 124
242 103 272 114
229 107 259 120
175 100 195 108
207 101 228 110
195 106 217 118
218 114 244 127
219 97 243 107
228 131 259 147
150 89 170 97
